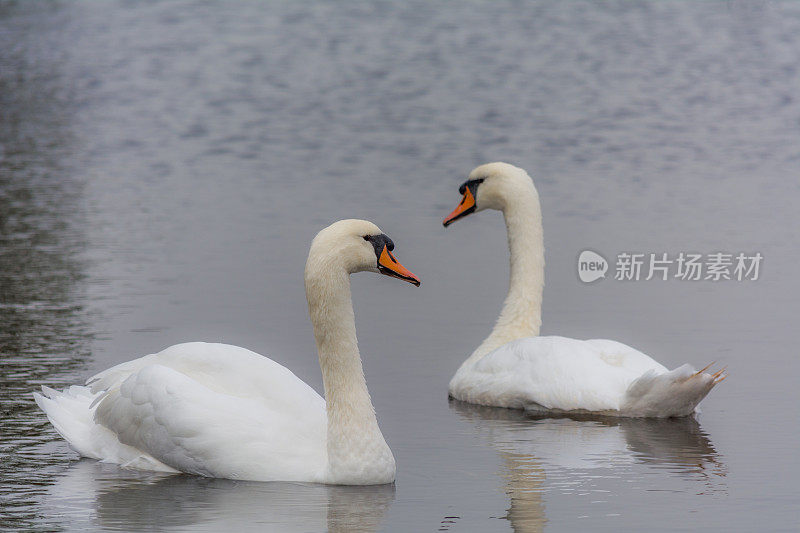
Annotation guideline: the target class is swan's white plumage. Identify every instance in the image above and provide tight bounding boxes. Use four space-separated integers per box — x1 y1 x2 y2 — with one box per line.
37 343 327 481
35 219 409 484
451 336 717 417
446 163 724 417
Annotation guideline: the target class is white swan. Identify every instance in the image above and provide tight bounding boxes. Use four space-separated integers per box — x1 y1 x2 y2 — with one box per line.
443 162 725 417
34 219 420 484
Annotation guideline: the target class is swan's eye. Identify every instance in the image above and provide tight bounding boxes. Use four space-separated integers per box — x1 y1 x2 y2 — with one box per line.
364 234 394 258
459 178 485 195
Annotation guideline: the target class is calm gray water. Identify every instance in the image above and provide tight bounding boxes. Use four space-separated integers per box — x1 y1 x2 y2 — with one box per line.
1 1 799 531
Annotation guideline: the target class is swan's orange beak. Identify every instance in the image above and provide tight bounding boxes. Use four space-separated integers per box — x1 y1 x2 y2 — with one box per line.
378 246 420 286
443 187 476 227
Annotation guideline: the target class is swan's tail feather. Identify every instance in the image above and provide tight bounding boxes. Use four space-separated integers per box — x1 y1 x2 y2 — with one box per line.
34 385 180 473
693 361 715 375
33 385 102 459
622 363 724 418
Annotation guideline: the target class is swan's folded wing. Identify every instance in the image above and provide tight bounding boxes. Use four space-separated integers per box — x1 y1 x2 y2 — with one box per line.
88 343 324 412
467 336 644 412
584 339 669 375
94 364 328 482
87 353 160 393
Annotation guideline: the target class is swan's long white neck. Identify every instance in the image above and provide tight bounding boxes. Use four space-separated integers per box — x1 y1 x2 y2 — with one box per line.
464 181 544 367
305 261 394 483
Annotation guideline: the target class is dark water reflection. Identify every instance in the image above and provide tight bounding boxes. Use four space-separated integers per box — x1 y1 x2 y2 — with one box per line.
451 401 726 532
43 462 394 532
0 3 92 528
1 0 799 531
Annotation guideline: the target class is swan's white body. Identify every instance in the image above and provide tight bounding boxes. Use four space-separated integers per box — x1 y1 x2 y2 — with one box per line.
35 219 412 484
446 163 724 417
37 343 330 480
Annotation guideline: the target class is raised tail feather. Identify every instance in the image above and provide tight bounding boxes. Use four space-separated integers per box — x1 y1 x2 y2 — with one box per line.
33 385 177 472
621 363 726 418
33 385 104 459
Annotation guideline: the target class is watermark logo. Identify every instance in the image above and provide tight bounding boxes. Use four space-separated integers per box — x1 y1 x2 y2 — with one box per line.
577 250 608 283
578 250 763 283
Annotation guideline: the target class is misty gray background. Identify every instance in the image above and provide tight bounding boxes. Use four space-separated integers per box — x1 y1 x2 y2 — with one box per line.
1 1 798 531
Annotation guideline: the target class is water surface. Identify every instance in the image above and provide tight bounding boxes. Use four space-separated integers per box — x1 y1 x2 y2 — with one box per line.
1 1 798 531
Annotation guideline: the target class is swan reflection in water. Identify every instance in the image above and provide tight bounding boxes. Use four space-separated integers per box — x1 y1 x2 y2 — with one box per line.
449 400 726 533
44 461 394 533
